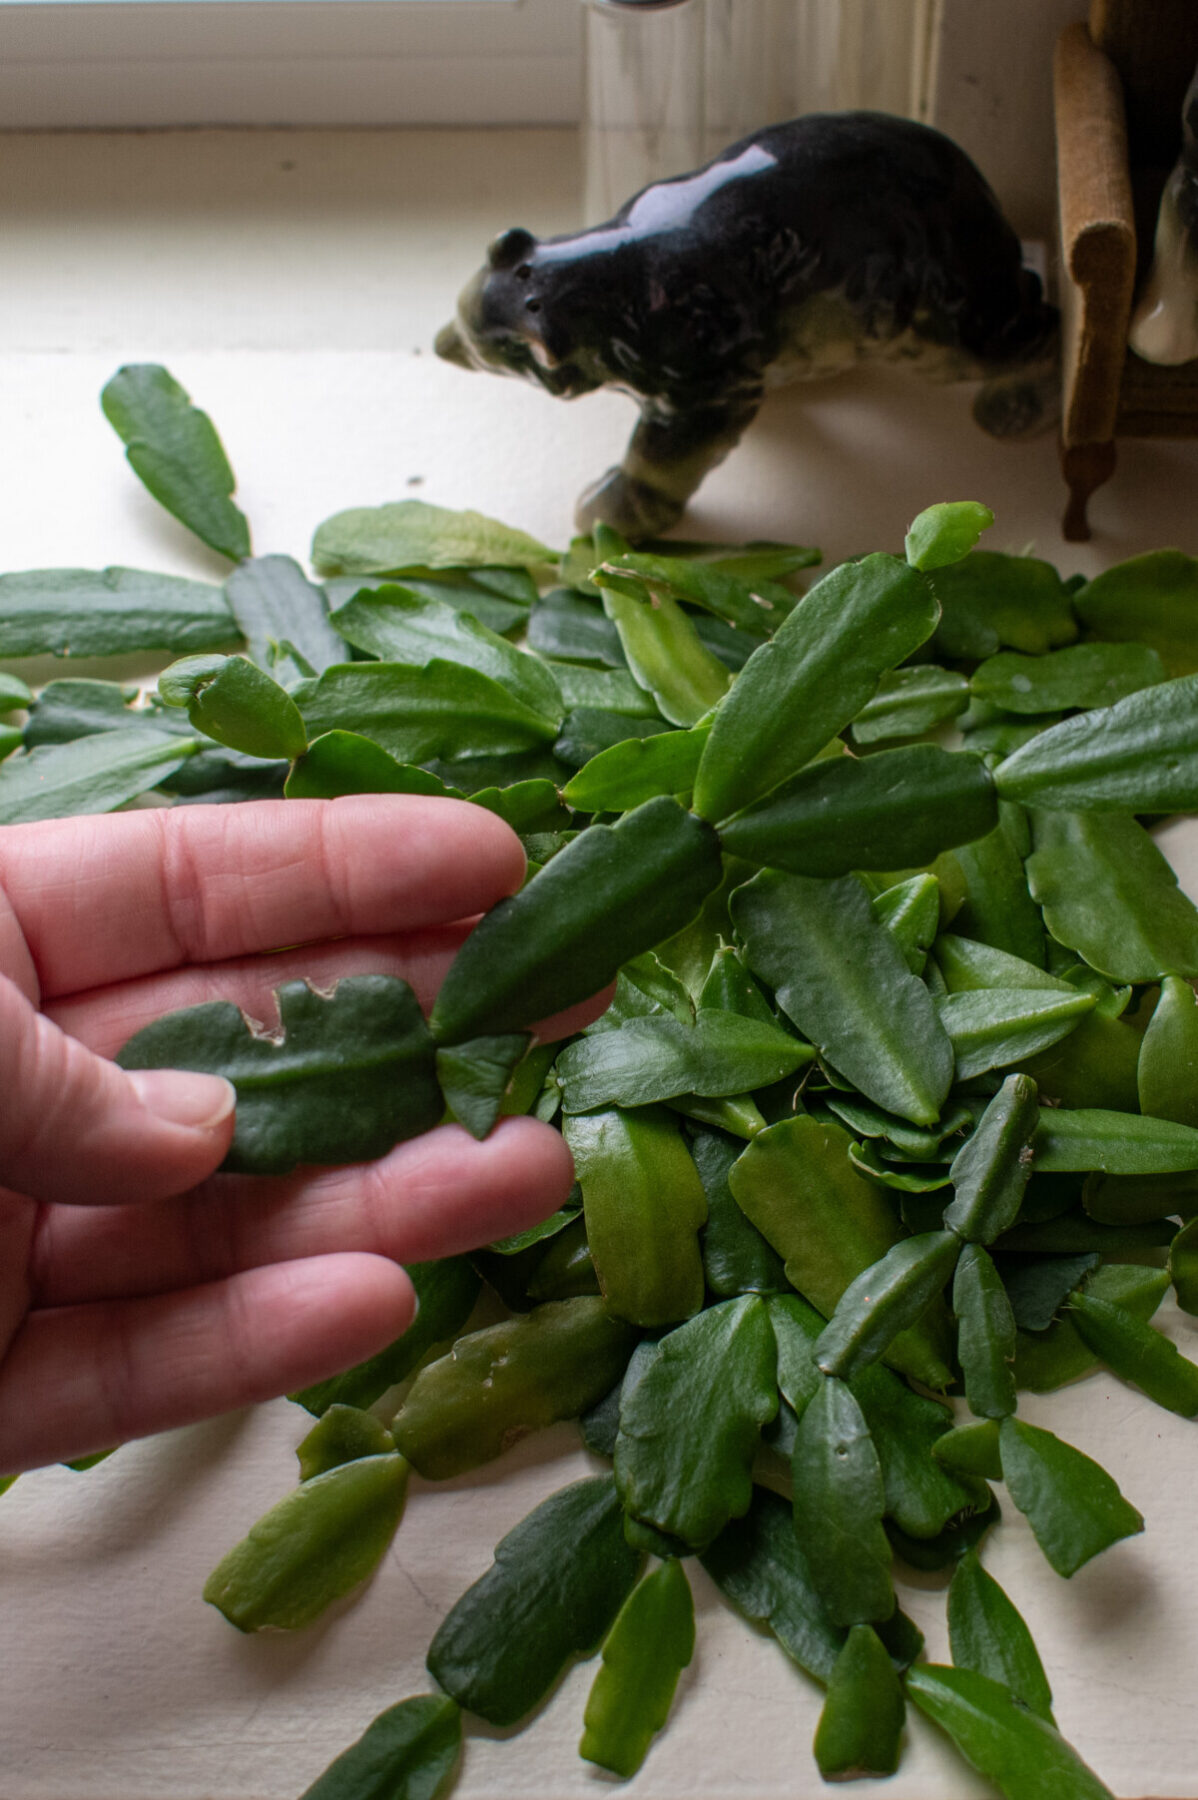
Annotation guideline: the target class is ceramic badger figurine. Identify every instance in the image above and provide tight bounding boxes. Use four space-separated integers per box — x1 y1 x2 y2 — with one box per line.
436 112 1058 541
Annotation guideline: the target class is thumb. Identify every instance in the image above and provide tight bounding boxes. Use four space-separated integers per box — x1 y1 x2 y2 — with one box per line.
0 975 235 1206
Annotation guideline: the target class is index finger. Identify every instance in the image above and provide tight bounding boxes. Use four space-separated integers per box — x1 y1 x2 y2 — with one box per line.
0 797 526 1001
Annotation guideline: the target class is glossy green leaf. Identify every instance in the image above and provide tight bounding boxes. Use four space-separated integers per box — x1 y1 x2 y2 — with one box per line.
733 869 953 1125
527 586 625 665
390 1298 637 1478
813 1623 905 1779
936 935 1067 996
159 653 307 760
825 1092 970 1160
693 553 938 822
0 728 200 824
720 745 996 878
579 1559 695 1778
851 664 971 744
600 586 730 726
431 797 722 1042
101 364 251 561
1072 548 1198 677
943 1075 1039 1243
226 554 345 676
328 585 563 725
614 1296 778 1549
932 1420 1004 1481
1138 975 1198 1126
872 873 943 974
0 672 32 712
1014 1265 1171 1391
295 660 560 763
954 1245 1017 1419
118 975 441 1175
791 1377 893 1627
298 1694 461 1800
285 731 461 800
700 1484 845 1682
23 677 147 747
1170 1215 1198 1313
693 1125 787 1297
906 501 994 571
996 673 1198 811
203 1453 409 1630
0 566 237 660
599 546 803 634
1082 1168 1198 1223
557 1010 811 1114
945 802 1046 968
562 723 708 811
886 1491 1001 1571
551 664 663 719
312 500 554 576
436 1033 530 1139
852 1359 985 1538
815 1232 960 1380
564 1107 707 1326
291 1259 481 1416
1027 810 1198 981
926 553 1079 660
426 1475 641 1728
1067 1290 1198 1416
296 1405 394 1481
907 1664 1114 1800
1033 1106 1198 1173
325 569 530 637
998 1417 1142 1576
939 988 1093 1079
974 640 1164 717
729 1116 953 1388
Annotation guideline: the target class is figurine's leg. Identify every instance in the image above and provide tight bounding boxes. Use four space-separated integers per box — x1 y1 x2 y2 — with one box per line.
575 393 763 540
1059 438 1117 543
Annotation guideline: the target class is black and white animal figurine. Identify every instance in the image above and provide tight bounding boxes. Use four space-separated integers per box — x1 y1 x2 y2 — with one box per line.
436 112 1058 540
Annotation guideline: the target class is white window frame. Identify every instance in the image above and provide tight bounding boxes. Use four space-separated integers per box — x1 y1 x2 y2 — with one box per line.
0 0 582 130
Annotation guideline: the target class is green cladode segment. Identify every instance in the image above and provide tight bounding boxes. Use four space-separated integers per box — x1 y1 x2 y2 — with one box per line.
20 381 1198 1800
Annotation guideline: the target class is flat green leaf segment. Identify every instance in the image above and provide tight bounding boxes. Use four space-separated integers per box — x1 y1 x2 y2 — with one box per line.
101 365 251 563
295 661 561 763
905 500 994 571
908 1664 1116 1800
720 744 997 878
733 870 953 1125
391 1298 637 1479
1027 811 1198 981
813 1624 905 1779
117 975 441 1174
0 567 237 659
557 1009 811 1112
204 1452 409 1631
564 1108 706 1326
580 1560 695 1778
998 1418 1143 1576
996 673 1198 810
693 553 939 822
227 555 345 677
159 654 307 761
947 1552 1054 1723
599 585 730 725
0 729 200 825
426 1476 641 1727
431 797 723 1042
791 1377 892 1627
614 1296 778 1548
312 500 554 575
298 1695 461 1800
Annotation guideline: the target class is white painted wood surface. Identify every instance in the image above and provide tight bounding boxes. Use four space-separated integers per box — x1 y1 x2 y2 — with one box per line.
1 128 1197 1800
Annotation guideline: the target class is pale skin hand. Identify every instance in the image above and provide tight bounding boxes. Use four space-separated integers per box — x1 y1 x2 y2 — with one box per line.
0 795 606 1475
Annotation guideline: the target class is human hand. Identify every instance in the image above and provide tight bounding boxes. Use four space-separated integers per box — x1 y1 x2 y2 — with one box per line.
0 797 601 1474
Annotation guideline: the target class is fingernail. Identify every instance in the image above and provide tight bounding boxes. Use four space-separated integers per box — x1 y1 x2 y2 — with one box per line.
127 1068 237 1132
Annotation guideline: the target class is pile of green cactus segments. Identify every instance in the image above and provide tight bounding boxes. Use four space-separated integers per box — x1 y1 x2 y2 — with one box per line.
6 366 1198 1800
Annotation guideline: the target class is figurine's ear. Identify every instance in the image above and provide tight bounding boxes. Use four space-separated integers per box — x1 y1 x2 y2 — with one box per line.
487 227 537 271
